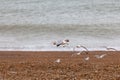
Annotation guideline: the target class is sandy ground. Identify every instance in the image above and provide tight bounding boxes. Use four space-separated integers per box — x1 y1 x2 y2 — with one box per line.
0 51 120 80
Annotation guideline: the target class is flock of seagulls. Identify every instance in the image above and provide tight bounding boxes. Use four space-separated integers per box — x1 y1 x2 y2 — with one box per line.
53 39 118 63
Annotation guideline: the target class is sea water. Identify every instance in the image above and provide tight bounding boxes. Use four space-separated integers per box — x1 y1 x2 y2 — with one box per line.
0 0 120 51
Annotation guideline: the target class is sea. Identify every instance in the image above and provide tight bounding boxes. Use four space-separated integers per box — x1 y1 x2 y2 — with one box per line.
0 0 120 51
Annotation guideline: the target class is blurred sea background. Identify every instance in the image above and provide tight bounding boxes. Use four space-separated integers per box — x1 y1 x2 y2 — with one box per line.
0 0 120 51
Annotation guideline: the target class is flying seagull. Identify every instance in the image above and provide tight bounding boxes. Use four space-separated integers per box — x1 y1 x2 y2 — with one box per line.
73 45 89 54
53 39 69 47
94 54 107 59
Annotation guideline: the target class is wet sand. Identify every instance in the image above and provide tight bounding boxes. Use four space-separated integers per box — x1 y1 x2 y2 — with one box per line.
0 51 120 80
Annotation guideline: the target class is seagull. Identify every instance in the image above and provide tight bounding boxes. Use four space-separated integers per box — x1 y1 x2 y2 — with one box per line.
55 59 61 63
73 45 89 54
94 54 107 59
102 46 117 51
84 57 90 61
52 39 69 47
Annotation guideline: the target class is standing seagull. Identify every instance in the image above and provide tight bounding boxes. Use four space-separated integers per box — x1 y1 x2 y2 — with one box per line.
53 39 69 47
55 59 61 63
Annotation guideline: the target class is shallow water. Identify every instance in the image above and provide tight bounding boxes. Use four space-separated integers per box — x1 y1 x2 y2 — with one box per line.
0 0 120 51
0 24 120 51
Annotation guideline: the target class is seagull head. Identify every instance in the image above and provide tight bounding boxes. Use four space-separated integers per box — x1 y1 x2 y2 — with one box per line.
52 41 56 45
65 39 69 42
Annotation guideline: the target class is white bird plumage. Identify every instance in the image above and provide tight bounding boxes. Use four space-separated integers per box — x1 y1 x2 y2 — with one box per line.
72 45 88 56
76 52 82 55
52 39 69 47
55 59 61 63
75 45 88 51
95 54 107 59
101 46 117 51
84 57 90 61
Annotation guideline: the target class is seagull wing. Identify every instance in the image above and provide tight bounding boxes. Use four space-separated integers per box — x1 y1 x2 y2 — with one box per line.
56 40 63 44
100 54 106 58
